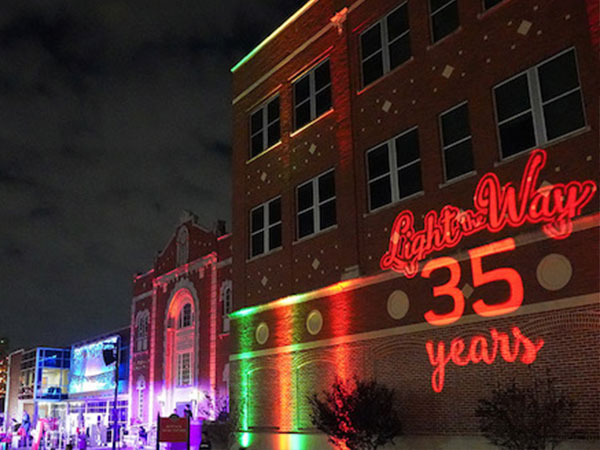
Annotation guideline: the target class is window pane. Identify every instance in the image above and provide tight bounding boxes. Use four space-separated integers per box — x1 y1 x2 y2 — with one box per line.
268 198 281 224
250 110 263 135
495 74 531 122
295 76 310 104
369 176 392 210
431 0 451 11
298 183 314 211
387 5 409 41
267 121 280 147
499 113 536 158
319 200 336 230
298 210 314 238
441 104 470 146
267 97 280 122
432 2 459 42
543 91 585 141
361 23 382 59
398 163 422 198
251 207 264 232
484 0 504 9
362 53 384 86
268 224 282 250
315 88 331 117
251 133 263 157
315 61 331 91
445 140 474 180
295 101 311 129
538 50 579 102
251 233 264 257
389 34 411 70
318 171 335 202
368 144 390 179
395 129 420 167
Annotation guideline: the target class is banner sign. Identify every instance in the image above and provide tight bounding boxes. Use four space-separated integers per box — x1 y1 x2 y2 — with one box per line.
157 416 189 443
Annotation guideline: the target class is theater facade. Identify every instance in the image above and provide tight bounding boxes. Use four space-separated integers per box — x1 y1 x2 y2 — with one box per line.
229 0 599 448
129 213 232 428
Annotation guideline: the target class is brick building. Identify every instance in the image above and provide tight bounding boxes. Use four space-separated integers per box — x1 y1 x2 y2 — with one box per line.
128 212 232 428
229 0 599 448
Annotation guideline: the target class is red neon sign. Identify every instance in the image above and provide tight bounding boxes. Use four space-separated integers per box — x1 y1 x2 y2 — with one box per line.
426 326 544 393
381 149 597 278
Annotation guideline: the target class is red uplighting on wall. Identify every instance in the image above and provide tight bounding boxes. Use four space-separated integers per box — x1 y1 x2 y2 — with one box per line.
381 149 597 278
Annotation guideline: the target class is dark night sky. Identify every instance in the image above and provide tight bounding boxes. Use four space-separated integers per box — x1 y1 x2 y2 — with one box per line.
0 0 306 350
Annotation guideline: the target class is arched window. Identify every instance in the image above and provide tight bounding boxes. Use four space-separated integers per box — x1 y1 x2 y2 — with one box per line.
176 226 189 267
135 310 149 352
178 303 192 329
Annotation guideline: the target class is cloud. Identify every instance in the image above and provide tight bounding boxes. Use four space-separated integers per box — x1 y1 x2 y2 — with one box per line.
0 0 306 349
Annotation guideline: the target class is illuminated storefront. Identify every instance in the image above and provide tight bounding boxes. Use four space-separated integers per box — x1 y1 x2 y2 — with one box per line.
66 330 129 443
229 0 599 448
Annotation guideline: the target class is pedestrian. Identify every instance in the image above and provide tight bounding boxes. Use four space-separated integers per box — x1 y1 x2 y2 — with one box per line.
183 405 193 420
138 426 147 449
198 432 211 450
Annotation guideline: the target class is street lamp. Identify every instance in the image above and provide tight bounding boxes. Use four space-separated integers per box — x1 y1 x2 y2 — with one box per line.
102 337 121 450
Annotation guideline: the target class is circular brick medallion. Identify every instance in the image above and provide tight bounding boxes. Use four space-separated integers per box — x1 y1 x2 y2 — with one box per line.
306 310 323 335
536 253 572 291
255 322 269 345
387 290 409 320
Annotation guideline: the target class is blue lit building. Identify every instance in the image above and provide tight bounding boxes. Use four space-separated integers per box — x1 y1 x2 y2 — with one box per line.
66 328 130 443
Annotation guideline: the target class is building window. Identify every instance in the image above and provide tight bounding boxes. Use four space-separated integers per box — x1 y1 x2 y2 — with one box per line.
430 0 459 43
250 197 282 258
178 303 192 329
250 95 280 158
297 170 336 239
221 281 232 333
176 226 189 267
440 102 474 181
135 310 149 353
294 59 332 130
367 127 422 211
483 0 504 10
494 48 585 160
176 353 191 386
360 2 411 87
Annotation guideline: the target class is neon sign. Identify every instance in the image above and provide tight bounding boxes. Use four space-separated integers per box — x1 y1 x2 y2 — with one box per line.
381 149 597 278
426 326 544 393
379 149 596 392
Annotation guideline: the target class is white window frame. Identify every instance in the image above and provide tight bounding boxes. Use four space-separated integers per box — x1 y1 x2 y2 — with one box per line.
250 196 282 258
135 310 149 353
493 47 586 160
176 352 192 387
249 95 280 158
439 101 474 181
366 126 422 212
430 0 459 43
360 2 410 87
177 303 192 329
293 59 332 130
296 169 336 239
220 281 232 334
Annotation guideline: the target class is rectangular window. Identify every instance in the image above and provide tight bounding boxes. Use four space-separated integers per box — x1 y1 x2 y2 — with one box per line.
297 170 336 239
440 102 474 181
367 127 422 211
483 0 504 10
250 197 282 258
360 3 411 87
177 353 191 386
250 95 280 158
430 0 459 43
294 59 332 130
494 48 585 159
